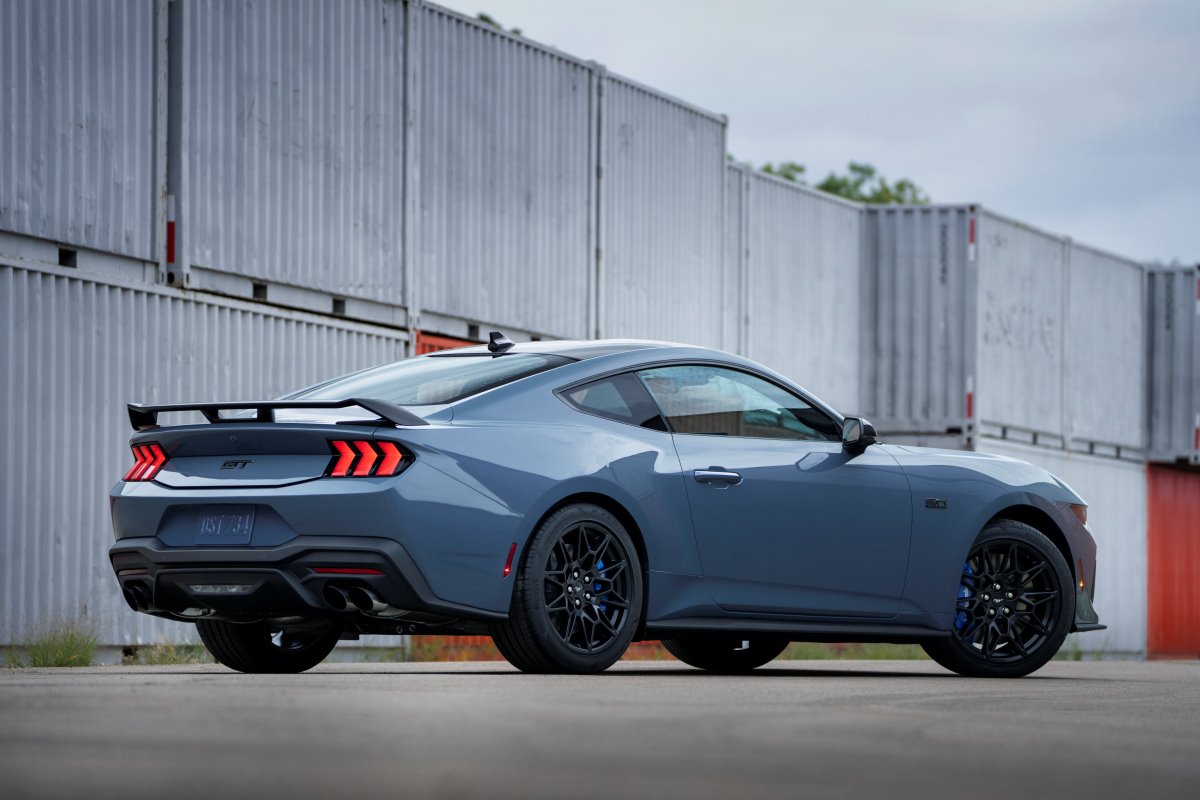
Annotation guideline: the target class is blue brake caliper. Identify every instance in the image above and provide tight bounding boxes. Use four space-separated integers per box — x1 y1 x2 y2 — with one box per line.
595 559 607 613
954 561 974 631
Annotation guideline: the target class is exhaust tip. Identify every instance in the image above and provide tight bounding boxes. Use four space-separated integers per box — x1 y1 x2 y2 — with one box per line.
346 585 380 614
323 584 351 611
124 583 151 611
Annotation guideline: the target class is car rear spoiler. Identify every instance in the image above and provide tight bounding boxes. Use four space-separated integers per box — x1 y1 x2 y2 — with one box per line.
127 398 429 431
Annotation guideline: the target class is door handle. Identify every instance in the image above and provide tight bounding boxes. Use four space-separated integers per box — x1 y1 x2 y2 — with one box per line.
694 468 742 485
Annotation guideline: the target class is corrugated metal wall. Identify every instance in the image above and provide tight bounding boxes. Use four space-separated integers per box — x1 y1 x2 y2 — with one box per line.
0 261 407 646
723 164 750 356
975 438 1148 654
861 206 976 433
0 0 160 262
745 173 863 412
863 207 1149 457
1066 243 1146 455
975 211 1069 444
1147 266 1200 465
177 0 405 303
412 5 594 339
1146 465 1200 658
599 75 726 348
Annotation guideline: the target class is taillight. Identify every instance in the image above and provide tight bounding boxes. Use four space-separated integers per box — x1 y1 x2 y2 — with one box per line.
326 440 410 478
123 443 167 482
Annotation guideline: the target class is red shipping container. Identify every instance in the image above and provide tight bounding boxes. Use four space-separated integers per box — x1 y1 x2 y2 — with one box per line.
1147 465 1200 658
412 330 477 355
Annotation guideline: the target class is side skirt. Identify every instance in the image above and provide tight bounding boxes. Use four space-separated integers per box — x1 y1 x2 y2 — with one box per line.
645 618 949 642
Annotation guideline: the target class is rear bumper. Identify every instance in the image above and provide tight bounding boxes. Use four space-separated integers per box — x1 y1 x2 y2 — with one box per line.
109 460 524 615
109 536 507 624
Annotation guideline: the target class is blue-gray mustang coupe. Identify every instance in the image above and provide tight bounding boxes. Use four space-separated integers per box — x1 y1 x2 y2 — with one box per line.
110 334 1103 677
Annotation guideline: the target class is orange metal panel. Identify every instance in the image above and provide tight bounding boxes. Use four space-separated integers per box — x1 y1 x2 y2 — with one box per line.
413 331 477 355
1147 465 1200 658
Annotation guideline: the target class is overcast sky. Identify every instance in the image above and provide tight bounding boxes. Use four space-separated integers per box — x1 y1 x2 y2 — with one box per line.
440 0 1199 263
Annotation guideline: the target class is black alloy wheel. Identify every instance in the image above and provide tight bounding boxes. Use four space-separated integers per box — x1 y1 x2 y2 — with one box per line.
543 520 633 654
922 519 1074 678
491 503 643 673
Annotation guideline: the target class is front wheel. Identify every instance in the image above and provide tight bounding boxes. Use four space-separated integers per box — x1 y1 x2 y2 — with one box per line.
196 619 340 673
662 635 789 673
491 503 644 674
922 519 1075 678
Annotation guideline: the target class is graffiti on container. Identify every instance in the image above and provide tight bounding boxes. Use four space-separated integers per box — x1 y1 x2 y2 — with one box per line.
981 291 1058 357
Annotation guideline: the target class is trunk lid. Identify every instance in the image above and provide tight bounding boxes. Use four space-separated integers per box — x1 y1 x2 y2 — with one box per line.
135 424 375 488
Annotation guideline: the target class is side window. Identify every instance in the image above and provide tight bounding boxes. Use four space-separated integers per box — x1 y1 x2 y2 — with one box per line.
561 372 668 431
637 365 840 441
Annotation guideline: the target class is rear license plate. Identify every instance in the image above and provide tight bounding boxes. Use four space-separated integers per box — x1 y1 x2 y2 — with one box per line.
195 506 256 546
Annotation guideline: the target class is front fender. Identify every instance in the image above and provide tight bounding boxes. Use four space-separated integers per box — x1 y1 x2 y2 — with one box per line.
886 445 1095 629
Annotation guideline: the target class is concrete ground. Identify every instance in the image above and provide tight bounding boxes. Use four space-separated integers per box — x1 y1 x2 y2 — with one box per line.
1 659 1197 800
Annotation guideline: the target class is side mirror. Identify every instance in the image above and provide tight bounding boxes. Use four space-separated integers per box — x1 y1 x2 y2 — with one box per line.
841 416 878 453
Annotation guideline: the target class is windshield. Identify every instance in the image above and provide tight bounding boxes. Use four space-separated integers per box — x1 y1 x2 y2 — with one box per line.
290 353 573 406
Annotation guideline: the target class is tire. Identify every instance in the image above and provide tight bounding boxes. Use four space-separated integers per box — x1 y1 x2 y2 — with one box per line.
922 518 1075 678
196 619 339 674
491 503 644 674
662 635 789 673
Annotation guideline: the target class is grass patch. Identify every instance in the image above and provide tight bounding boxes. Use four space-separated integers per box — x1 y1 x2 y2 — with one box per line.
360 645 411 663
9 616 99 668
122 642 213 666
780 642 929 660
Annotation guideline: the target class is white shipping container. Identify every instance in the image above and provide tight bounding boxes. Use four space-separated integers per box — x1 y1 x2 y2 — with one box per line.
174 0 405 304
599 75 727 349
744 171 863 412
412 5 595 339
1147 265 1200 465
863 206 1147 458
0 0 161 262
0 260 408 646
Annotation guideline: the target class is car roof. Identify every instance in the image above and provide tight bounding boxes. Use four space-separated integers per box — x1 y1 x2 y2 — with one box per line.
421 337 846 424
425 339 683 360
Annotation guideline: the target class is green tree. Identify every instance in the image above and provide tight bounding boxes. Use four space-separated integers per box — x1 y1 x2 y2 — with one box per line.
477 12 521 36
761 161 807 183
759 159 929 205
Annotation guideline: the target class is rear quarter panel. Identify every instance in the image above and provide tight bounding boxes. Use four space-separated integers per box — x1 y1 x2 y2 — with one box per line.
385 367 699 613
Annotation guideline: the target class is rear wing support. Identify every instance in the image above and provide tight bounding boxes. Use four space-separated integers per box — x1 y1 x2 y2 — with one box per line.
127 398 429 431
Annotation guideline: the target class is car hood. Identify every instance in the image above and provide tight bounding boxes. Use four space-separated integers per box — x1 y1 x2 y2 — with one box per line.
881 444 1086 506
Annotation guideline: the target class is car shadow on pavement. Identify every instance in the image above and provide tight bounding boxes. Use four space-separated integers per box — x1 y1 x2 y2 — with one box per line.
299 663 1109 681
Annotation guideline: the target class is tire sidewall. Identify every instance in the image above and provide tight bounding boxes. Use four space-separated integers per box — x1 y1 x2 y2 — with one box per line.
662 635 789 673
198 619 339 673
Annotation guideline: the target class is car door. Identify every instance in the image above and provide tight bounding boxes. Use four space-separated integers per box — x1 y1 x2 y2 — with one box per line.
638 364 912 618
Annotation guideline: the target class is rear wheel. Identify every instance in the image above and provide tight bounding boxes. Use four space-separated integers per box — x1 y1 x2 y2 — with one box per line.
922 519 1074 678
662 635 789 673
196 619 339 674
491 503 643 674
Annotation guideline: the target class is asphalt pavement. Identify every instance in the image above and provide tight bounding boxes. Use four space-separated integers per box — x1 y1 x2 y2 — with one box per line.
1 659 1197 800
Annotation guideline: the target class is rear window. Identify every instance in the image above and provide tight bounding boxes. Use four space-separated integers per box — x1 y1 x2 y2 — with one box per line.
291 354 572 406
